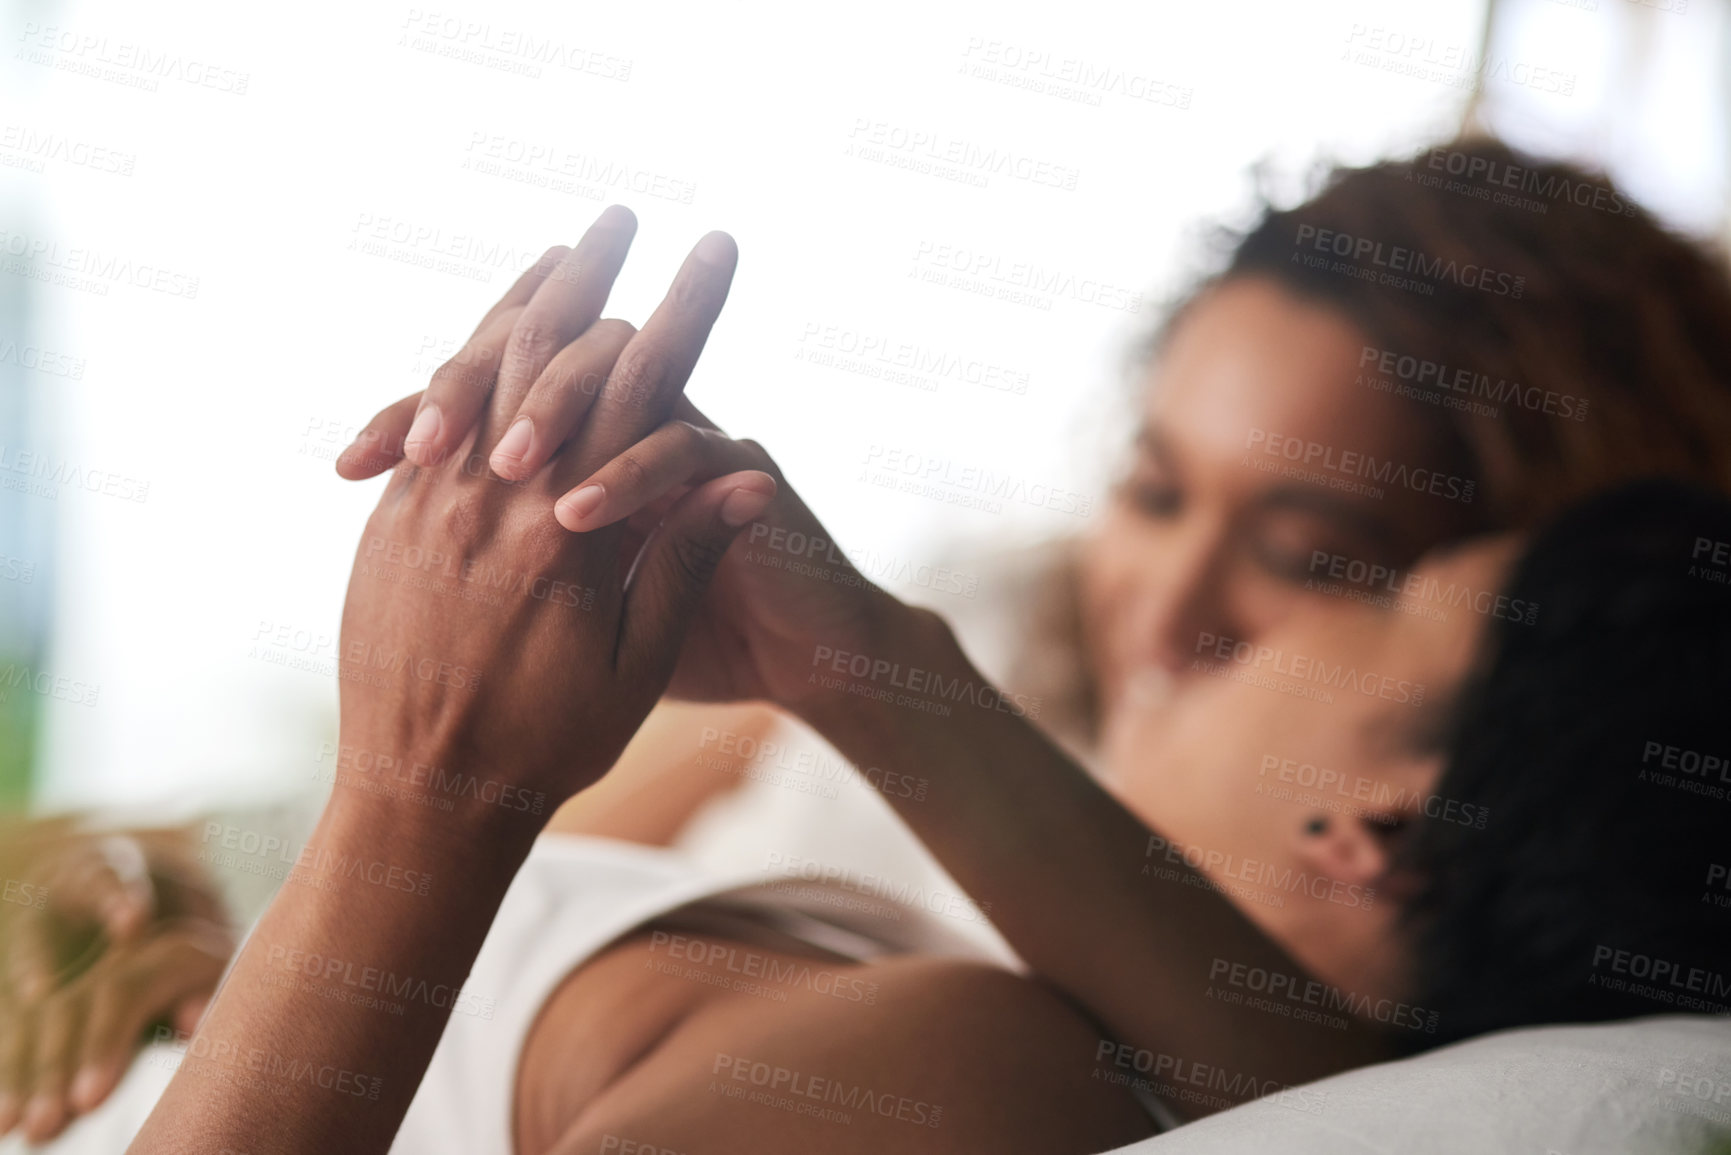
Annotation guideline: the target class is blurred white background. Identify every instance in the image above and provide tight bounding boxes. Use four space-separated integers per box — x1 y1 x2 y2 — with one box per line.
1 0 1726 808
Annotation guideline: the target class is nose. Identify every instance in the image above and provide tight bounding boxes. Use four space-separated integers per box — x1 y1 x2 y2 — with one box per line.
1117 519 1235 676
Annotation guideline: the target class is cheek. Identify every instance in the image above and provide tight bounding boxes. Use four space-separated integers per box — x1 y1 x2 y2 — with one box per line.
1220 570 1311 645
1106 676 1300 839
1082 505 1154 590
1079 512 1150 643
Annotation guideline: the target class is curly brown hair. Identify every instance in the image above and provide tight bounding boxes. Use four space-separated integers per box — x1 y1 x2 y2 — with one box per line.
1013 137 1731 758
1169 136 1731 527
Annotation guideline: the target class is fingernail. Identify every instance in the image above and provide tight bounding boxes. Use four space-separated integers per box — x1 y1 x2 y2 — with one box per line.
693 231 735 267
70 1067 105 1110
557 484 607 525
21 1092 63 1139
404 403 443 462
720 486 773 528
101 891 138 923
0 1092 19 1130
490 417 534 476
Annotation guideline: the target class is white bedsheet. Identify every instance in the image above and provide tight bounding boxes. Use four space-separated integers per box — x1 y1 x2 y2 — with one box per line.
1114 1013 1731 1154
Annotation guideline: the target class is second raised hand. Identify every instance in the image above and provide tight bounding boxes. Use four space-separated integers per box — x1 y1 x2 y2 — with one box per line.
332 208 911 714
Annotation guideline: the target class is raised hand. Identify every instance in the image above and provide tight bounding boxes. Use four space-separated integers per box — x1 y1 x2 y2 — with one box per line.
334 208 778 809
131 210 781 1155
333 210 899 717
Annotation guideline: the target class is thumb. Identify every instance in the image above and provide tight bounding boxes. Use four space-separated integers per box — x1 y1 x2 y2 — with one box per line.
617 470 775 682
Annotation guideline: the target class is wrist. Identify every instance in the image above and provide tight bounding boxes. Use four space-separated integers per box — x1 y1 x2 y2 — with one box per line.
322 730 552 854
789 597 971 739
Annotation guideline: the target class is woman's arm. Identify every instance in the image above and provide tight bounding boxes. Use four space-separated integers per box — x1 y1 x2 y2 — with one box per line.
792 600 1393 1096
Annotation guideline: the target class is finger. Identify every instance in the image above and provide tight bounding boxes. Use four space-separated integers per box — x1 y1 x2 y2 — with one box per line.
401 304 524 468
4 913 60 1001
671 395 723 433
69 929 226 1114
553 421 767 532
0 1000 25 1134
559 231 739 485
335 392 421 480
488 319 636 481
469 244 570 338
488 207 638 430
341 218 632 476
67 974 129 1114
21 988 81 1142
338 240 583 476
617 470 777 684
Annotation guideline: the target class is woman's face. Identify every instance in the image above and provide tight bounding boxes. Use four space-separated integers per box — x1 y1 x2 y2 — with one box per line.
1080 275 1482 725
1100 537 1519 1003
1078 273 1503 1000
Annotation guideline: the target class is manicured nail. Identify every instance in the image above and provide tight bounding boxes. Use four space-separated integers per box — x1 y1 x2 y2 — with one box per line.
102 894 139 938
557 484 607 526
21 1092 64 1140
490 417 535 476
404 403 443 462
70 1066 106 1110
692 231 735 266
720 486 773 528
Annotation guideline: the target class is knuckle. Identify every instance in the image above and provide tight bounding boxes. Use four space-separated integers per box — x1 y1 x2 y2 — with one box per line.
509 512 568 569
590 317 637 345
732 438 781 478
668 269 722 314
429 354 482 395
452 336 501 373
606 349 664 410
609 450 653 494
506 320 560 368
543 356 605 403
670 532 729 588
671 421 706 455
437 493 484 542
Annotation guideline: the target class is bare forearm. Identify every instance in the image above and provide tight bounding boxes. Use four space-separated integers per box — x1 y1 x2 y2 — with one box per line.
129 785 536 1154
794 603 1389 1097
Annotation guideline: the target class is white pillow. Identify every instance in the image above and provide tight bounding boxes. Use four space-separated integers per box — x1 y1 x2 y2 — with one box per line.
1103 1015 1731 1154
